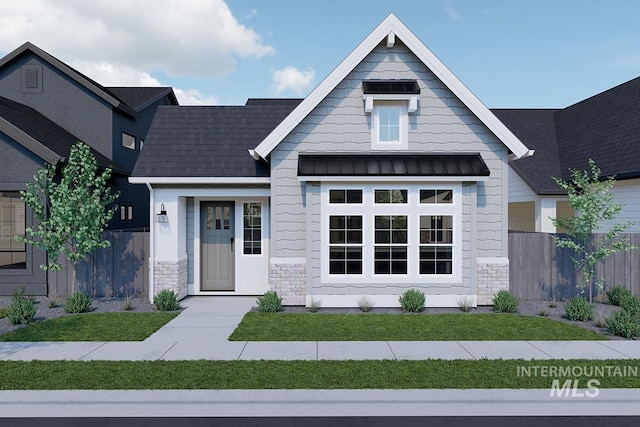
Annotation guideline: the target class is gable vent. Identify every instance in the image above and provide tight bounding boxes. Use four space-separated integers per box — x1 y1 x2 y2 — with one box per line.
21 64 43 93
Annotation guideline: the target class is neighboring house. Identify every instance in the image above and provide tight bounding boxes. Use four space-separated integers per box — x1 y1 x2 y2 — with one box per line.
131 14 533 307
0 42 178 295
495 76 640 233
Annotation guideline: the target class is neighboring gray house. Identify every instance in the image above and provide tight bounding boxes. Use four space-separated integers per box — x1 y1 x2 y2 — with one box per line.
495 76 640 233
131 14 532 307
0 42 178 295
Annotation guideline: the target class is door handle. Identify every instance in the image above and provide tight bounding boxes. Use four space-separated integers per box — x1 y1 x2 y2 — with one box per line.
230 237 234 252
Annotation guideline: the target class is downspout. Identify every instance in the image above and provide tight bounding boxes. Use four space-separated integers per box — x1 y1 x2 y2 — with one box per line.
146 182 155 303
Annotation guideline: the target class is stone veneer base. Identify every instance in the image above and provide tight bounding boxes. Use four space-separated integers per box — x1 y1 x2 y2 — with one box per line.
270 261 306 306
476 261 509 305
154 258 188 300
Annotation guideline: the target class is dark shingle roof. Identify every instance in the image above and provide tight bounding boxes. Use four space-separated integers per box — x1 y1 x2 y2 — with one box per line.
495 76 640 195
492 109 564 194
0 96 126 173
106 87 178 111
298 154 489 176
132 100 302 177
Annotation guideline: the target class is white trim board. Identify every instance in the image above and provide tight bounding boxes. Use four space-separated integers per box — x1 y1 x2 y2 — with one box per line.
307 294 477 308
253 13 533 161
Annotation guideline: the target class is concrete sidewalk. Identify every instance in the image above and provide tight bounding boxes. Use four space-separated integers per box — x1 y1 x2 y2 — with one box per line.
1 296 640 361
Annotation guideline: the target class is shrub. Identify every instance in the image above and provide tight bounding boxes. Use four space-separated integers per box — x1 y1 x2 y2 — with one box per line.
548 300 558 308
564 296 594 321
399 289 425 313
358 296 374 313
6 291 36 325
256 291 282 313
606 286 633 306
123 295 134 311
538 308 549 317
154 290 179 311
606 309 640 339
458 296 473 313
492 290 519 313
64 292 93 314
47 296 60 308
618 294 640 317
307 297 321 313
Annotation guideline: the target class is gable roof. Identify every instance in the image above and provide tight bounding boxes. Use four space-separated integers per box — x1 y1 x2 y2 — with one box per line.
106 87 178 111
131 99 302 179
499 76 640 195
0 42 138 116
0 95 126 173
253 13 533 161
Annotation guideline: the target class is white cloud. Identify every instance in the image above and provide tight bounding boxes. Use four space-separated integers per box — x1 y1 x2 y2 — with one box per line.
444 0 460 20
173 88 219 105
0 0 274 78
272 66 315 95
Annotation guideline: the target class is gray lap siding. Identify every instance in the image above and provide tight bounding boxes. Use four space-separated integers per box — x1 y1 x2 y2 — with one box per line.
270 42 508 299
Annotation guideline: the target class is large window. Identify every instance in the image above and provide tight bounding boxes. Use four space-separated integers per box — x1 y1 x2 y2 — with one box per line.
0 192 26 269
324 185 459 281
243 202 262 255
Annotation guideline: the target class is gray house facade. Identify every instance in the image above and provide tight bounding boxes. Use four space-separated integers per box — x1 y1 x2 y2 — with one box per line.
131 14 532 306
0 42 178 295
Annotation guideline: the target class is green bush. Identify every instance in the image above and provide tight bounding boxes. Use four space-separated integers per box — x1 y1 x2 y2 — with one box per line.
6 291 36 325
606 309 640 339
64 292 93 314
606 286 633 306
256 291 282 313
564 296 594 321
398 289 425 313
492 290 519 313
619 294 640 317
154 290 179 311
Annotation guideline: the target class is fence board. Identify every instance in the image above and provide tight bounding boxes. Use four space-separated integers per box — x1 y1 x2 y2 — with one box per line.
509 232 640 300
47 231 148 298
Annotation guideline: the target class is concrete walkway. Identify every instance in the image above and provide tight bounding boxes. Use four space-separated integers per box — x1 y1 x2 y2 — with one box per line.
2 296 640 361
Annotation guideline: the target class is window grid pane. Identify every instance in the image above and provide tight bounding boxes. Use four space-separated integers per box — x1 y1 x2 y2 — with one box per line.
420 215 453 275
379 108 400 142
420 189 453 204
243 202 262 255
374 189 408 204
374 215 407 275
330 189 362 204
0 192 26 269
329 215 362 275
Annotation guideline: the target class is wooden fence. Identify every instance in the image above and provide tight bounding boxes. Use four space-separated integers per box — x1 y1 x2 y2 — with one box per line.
47 231 149 298
508 232 640 301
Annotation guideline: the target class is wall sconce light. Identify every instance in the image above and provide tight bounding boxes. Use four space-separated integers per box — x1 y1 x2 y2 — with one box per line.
155 203 168 223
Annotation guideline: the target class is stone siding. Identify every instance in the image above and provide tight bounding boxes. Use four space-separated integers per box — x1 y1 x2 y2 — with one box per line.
476 261 509 305
270 261 306 305
154 258 188 300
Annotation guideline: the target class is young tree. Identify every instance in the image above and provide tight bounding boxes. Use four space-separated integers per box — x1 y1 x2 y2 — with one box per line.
551 159 637 302
18 142 119 290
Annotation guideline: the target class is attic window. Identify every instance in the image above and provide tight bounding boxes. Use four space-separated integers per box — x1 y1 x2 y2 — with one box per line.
122 132 136 151
21 65 43 93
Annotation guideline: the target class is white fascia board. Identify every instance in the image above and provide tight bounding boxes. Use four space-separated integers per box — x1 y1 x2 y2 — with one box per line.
128 177 271 185
253 13 533 161
298 175 489 182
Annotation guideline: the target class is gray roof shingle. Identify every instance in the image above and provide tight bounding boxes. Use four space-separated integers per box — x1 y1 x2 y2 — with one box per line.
106 87 177 111
132 99 302 177
495 76 640 195
0 96 126 173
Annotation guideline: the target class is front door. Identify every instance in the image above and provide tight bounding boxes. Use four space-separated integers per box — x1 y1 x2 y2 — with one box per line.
201 202 235 291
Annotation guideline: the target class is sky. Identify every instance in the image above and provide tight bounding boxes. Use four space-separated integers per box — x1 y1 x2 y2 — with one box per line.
1 0 639 108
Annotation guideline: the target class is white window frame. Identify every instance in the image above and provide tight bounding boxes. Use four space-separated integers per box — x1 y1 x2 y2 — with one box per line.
320 183 462 284
371 101 408 150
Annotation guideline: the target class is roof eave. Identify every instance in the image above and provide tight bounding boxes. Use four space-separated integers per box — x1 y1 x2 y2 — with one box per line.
253 13 533 160
0 116 62 164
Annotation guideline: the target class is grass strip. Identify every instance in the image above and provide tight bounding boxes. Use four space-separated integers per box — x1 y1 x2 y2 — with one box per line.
0 359 638 390
229 313 606 341
0 312 178 342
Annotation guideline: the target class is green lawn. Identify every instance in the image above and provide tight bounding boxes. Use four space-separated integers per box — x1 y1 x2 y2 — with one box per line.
0 359 638 389
229 312 606 341
0 312 178 341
